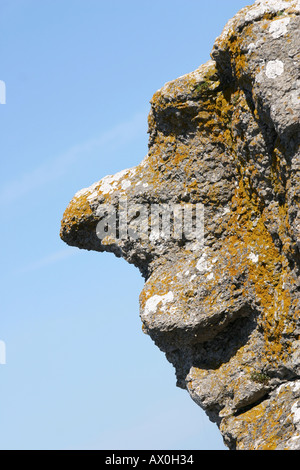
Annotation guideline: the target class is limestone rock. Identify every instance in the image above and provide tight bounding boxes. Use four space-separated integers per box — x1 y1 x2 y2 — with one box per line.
60 0 300 450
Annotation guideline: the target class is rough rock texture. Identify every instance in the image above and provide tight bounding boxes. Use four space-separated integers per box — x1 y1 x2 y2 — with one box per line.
60 0 300 450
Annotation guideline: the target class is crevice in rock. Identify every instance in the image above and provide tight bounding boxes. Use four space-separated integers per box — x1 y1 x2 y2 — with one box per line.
233 392 270 417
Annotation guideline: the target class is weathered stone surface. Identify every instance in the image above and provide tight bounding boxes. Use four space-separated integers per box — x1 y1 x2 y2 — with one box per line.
60 0 300 450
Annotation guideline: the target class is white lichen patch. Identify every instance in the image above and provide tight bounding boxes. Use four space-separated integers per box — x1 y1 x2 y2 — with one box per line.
248 252 259 263
190 240 205 252
265 60 284 79
144 292 174 316
196 253 208 273
121 179 132 190
269 17 290 38
245 0 290 23
292 380 300 394
98 175 118 195
247 39 264 53
74 181 100 199
222 207 231 216
76 167 136 202
87 191 99 202
99 167 136 195
196 253 215 275
248 42 257 53
291 401 300 427
290 89 300 106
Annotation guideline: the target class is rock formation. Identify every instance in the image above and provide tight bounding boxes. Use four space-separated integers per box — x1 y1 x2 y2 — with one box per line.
60 0 300 450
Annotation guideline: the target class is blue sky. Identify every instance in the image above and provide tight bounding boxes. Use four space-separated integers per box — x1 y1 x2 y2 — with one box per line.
0 0 250 450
